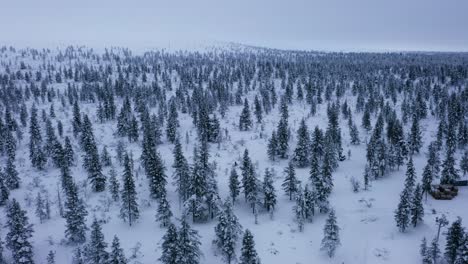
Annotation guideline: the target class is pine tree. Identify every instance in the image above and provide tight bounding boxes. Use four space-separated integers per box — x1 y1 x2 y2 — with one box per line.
177 218 202 264
262 168 276 213
239 99 253 131
461 151 468 176
72 101 82 137
239 230 261 264
120 154 139 226
229 167 240 203
156 192 173 227
64 136 75 167
146 150 167 200
321 209 341 258
6 199 34 264
109 236 127 264
241 149 259 214
409 116 423 155
422 164 434 200
47 250 55 264
405 157 416 193
410 184 424 227
30 105 46 170
173 138 190 202
294 186 306 232
440 150 459 185
100 146 112 167
84 218 108 264
0 234 4 264
35 192 47 223
109 167 120 202
159 223 179 264
293 119 311 167
213 199 243 264
4 155 20 189
166 99 179 143
282 162 298 200
420 237 433 264
64 179 88 245
276 117 289 159
0 174 9 206
254 95 262 123
445 217 464 264
395 187 411 232
429 238 441 264
267 130 278 161
81 115 106 192
456 232 468 264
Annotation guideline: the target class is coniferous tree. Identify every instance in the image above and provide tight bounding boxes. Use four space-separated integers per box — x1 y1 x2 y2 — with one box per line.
456 232 468 264
429 237 441 264
159 223 179 264
0 174 9 206
177 218 202 264
64 136 75 167
156 192 173 227
239 99 253 131
81 115 106 192
239 230 261 264
422 164 434 200
276 117 289 159
420 237 432 264
440 150 459 185
109 167 120 202
395 186 411 233
35 192 47 223
109 235 127 264
350 123 360 145
282 162 298 200
461 151 468 176
262 168 276 213
229 167 240 204
166 99 179 143
6 199 34 264
64 179 88 245
120 154 139 226
146 150 167 200
213 199 243 264
29 105 46 170
410 184 424 227
47 250 55 264
84 218 109 264
241 149 259 214
293 119 311 167
294 185 306 232
254 95 262 123
321 209 340 258
409 116 423 155
72 101 82 137
172 137 190 202
445 218 464 264
100 146 112 167
267 130 278 161
4 155 20 190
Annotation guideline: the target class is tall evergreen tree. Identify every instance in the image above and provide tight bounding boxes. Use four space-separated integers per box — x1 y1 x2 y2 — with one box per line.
440 150 459 185
6 199 34 264
84 218 109 264
445 217 465 264
262 168 277 213
293 119 311 167
239 230 261 264
321 209 341 258
267 130 278 161
177 218 202 264
64 179 88 245
146 150 167 200
229 167 240 204
172 138 190 202
239 99 253 131
409 116 423 155
159 223 179 264
410 184 424 227
282 162 298 200
109 235 127 264
254 95 262 123
213 200 243 264
156 192 173 227
120 154 139 226
166 99 179 143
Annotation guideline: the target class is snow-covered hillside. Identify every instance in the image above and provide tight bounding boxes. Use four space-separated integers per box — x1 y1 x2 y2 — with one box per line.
0 45 467 264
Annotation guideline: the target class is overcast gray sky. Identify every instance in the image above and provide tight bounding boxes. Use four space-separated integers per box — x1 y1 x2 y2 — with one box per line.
2 0 468 52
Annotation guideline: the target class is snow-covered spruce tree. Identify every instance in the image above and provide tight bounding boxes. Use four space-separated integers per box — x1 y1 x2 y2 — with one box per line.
239 98 253 131
6 199 34 264
166 99 179 143
0 234 4 264
445 217 464 264
282 161 299 200
241 149 259 214
321 209 340 258
350 122 360 145
35 192 47 223
456 232 468 264
4 155 20 189
72 100 82 137
172 137 190 202
63 136 75 167
420 237 432 264
64 178 88 245
177 217 202 264
293 119 311 167
156 192 173 227
294 185 306 232
262 168 277 213
408 115 423 155
321 144 334 197
276 115 289 159
146 150 167 200
229 167 240 204
100 146 112 167
84 218 109 264
46 250 55 264
311 126 324 161
109 166 120 202
410 184 424 227
109 235 127 264
0 174 9 206
159 223 179 264
81 115 106 192
213 199 243 264
29 105 46 170
239 229 261 264
120 154 139 226
405 157 416 193
267 130 278 161
440 149 459 185
461 151 468 176
254 95 263 123
303 184 316 222
394 186 411 233
429 237 441 264
422 164 434 201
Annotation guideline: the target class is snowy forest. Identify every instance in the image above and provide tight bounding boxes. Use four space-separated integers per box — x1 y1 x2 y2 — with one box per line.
0 45 467 264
